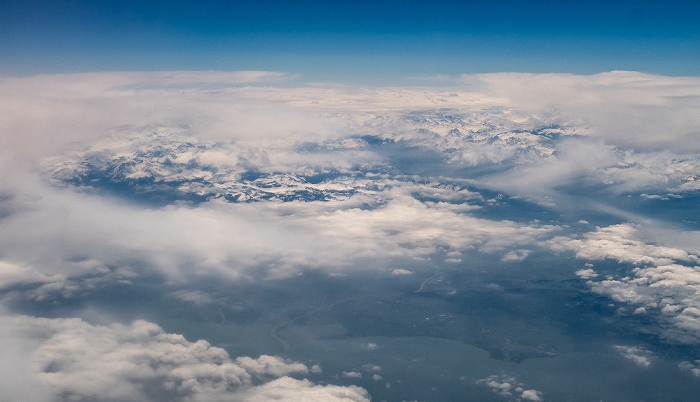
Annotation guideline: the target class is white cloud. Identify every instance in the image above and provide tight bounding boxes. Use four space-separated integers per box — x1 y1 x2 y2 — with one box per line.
446 72 700 205
3 71 698 200
391 269 413 276
169 290 215 305
679 360 700 377
521 389 544 401
0 314 368 402
113 70 296 88
470 71 700 150
552 223 700 342
0 161 560 287
614 345 653 367
502 249 530 262
0 72 342 164
235 377 369 402
2 70 700 399
9 71 697 288
575 268 598 279
477 374 544 400
0 260 65 289
550 223 698 267
362 363 381 372
0 321 52 401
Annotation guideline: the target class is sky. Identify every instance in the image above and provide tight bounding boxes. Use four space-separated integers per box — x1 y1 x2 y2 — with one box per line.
2 2 700 402
2 0 700 80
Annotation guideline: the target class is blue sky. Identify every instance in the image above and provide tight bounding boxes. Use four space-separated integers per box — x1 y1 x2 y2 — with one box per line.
2 0 699 81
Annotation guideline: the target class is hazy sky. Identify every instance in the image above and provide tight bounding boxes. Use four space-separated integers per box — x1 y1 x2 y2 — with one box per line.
2 0 699 81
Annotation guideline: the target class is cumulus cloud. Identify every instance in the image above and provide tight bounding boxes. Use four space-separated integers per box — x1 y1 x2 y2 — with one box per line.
575 268 598 279
502 249 530 262
520 389 544 401
235 377 369 402
550 224 698 267
0 314 368 402
477 374 543 401
304 189 557 261
552 223 700 342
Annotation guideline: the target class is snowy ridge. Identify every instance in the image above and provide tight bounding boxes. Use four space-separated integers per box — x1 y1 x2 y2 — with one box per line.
44 109 578 203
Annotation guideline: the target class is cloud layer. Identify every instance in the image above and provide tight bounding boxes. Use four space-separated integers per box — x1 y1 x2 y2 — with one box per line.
0 314 368 402
1 70 700 400
553 224 700 342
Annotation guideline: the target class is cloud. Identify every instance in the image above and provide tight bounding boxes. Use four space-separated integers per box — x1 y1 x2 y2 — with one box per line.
551 223 700 342
0 152 560 288
679 360 700 377
474 135 700 206
550 224 698 267
502 249 530 262
4 71 699 194
614 345 653 367
113 71 296 88
441 72 700 206
575 268 598 279
169 290 215 305
235 377 369 402
477 374 543 401
0 320 52 401
2 70 700 399
362 363 381 372
3 71 694 287
0 261 64 289
0 314 368 402
470 71 700 150
0 75 571 287
520 389 544 401
0 72 341 163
